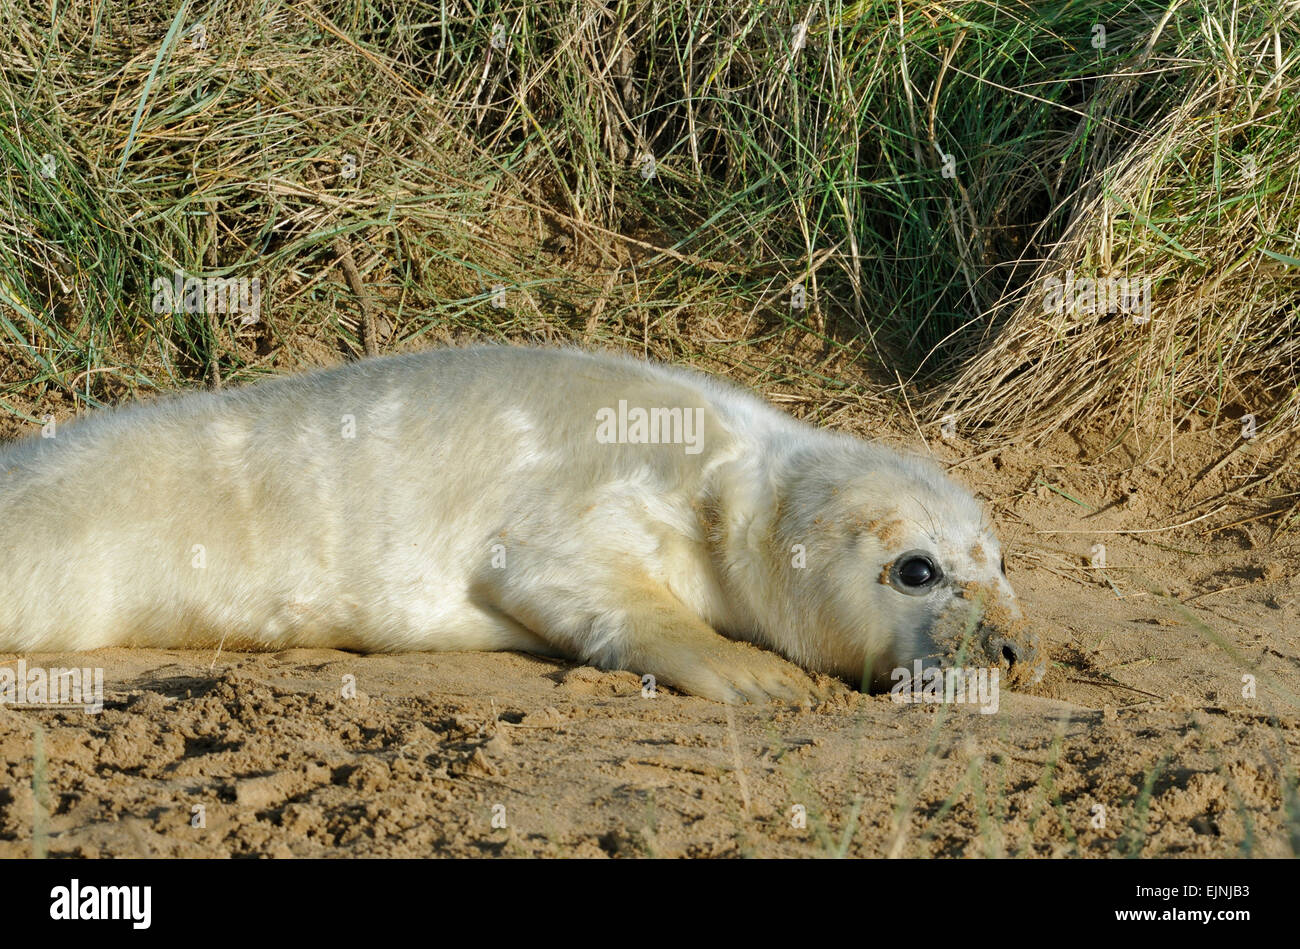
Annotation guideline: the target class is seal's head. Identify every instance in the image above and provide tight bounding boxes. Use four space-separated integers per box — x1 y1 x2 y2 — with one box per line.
779 439 1044 691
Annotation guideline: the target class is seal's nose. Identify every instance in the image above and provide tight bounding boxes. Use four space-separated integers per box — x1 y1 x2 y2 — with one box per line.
984 629 1046 684
998 638 1026 665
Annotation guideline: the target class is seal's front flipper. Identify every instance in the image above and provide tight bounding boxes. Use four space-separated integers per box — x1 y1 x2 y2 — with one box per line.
477 562 820 704
600 585 821 705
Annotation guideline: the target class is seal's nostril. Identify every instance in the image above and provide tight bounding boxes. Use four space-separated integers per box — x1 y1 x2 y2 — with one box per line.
1002 643 1019 665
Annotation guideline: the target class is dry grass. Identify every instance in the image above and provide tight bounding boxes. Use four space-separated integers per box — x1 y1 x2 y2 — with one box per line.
1 0 1298 527
937 10 1300 534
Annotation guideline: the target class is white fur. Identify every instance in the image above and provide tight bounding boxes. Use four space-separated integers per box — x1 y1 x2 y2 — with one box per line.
0 345 1033 700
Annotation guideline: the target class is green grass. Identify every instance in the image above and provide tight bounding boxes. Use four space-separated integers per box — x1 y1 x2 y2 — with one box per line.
3 0 1295 454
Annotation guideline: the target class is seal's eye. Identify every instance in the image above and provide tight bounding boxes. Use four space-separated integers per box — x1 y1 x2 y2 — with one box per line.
889 551 943 595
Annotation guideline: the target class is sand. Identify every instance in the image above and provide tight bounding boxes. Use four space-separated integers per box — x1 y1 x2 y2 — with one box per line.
1 425 1297 858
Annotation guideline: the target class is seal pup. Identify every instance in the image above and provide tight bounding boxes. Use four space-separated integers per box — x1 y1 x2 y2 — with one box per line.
0 345 1042 703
